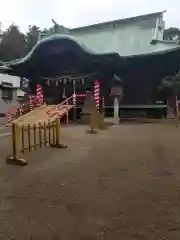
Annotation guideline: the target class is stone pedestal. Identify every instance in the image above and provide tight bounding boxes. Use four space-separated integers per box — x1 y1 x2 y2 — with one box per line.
166 99 176 119
111 85 123 125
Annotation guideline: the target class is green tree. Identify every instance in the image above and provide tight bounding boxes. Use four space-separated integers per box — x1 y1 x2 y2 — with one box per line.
0 24 26 62
39 27 54 40
158 73 180 118
25 25 41 53
163 27 180 41
0 22 2 39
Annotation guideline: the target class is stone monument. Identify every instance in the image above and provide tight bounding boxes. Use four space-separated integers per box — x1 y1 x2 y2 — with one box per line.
81 91 96 123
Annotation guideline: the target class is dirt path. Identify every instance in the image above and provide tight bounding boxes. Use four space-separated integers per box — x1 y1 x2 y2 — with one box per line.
1 123 180 239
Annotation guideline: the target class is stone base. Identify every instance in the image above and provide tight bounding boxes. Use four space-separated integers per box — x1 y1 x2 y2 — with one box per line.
113 117 120 125
5 123 12 127
80 113 91 124
87 129 98 134
50 143 67 149
6 156 27 166
97 113 106 129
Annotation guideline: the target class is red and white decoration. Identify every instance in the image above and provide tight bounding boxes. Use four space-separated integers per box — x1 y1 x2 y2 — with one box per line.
76 93 86 97
73 93 76 106
6 84 44 125
65 99 69 124
19 104 23 116
36 84 44 106
73 80 76 106
102 96 105 110
7 111 12 124
29 95 33 111
94 80 100 111
6 78 104 125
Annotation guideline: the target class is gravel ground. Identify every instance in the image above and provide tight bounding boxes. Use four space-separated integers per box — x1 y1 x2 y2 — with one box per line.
0 123 180 239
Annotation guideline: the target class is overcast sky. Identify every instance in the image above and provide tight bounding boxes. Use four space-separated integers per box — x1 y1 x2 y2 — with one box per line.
0 0 179 33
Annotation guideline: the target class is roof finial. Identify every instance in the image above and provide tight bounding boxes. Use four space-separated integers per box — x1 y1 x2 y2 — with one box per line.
52 19 70 34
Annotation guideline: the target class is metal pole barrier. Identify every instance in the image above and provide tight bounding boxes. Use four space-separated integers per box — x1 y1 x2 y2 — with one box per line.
6 118 67 166
28 124 31 152
50 118 67 148
52 122 56 145
55 118 60 146
6 123 27 166
21 125 25 153
12 123 18 159
33 124 37 150
44 122 47 147
48 120 51 146
38 123 42 148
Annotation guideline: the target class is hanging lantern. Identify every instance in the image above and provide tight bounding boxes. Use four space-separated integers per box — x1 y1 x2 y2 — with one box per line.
62 85 66 99
56 80 59 86
76 78 80 84
110 85 124 101
64 78 67 84
81 78 85 84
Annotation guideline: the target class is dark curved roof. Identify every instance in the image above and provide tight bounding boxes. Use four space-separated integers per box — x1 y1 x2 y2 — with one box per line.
0 33 180 83
0 34 120 79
